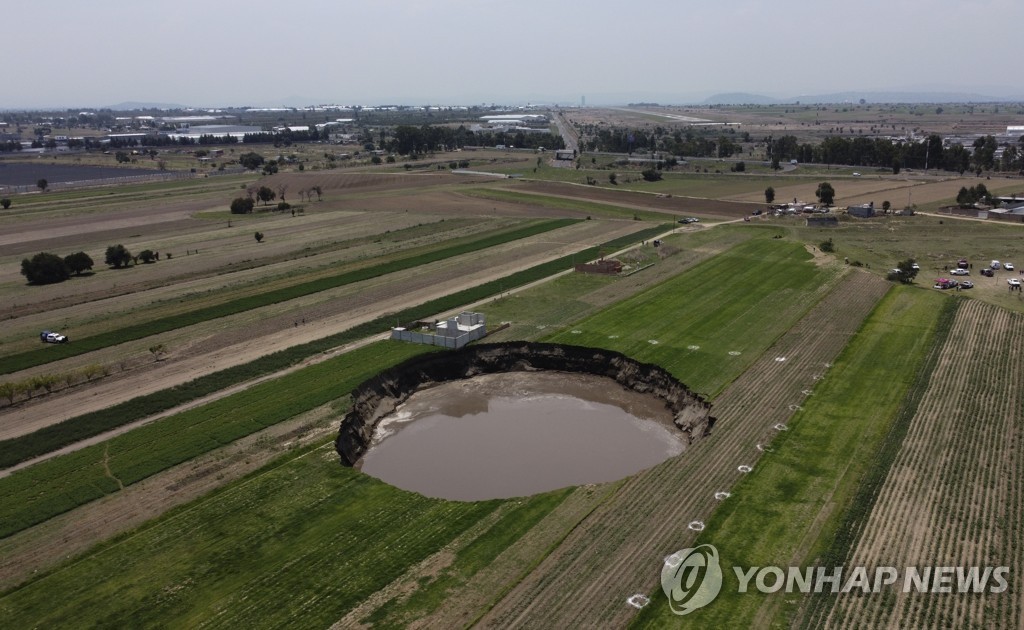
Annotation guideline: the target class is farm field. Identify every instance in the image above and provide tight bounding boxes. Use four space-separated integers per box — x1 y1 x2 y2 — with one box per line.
633 287 951 628
809 299 1024 629
0 234 868 626
4 104 1024 629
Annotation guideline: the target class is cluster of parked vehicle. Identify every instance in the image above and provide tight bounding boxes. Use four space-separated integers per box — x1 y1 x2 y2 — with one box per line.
934 258 1016 289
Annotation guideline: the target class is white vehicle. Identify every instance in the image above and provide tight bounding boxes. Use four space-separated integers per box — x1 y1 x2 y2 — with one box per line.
1004 262 1015 271
1009 278 1021 287
991 260 1001 270
853 172 861 177
40 330 69 344
950 268 969 276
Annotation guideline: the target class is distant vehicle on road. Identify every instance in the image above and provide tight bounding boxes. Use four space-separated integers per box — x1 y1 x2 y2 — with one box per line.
40 330 69 343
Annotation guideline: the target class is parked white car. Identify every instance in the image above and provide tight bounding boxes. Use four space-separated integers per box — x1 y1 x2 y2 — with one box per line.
1004 262 1015 271
950 268 970 276
40 330 69 343
1009 278 1021 287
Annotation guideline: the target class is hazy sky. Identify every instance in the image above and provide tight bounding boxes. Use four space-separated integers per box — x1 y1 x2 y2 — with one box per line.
5 0 1021 109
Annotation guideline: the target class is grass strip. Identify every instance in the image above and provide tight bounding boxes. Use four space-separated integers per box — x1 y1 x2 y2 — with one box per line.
0 224 670 535
0 218 578 374
793 295 959 629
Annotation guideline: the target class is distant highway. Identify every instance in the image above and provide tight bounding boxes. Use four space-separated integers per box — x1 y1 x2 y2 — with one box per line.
551 110 579 154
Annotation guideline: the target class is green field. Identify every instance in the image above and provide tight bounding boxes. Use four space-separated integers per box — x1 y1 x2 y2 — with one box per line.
632 287 951 627
545 236 840 398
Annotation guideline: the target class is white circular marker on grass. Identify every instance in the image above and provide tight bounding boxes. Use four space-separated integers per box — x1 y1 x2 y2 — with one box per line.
687 345 700 350
570 329 582 334
775 357 786 362
648 339 659 345
688 520 705 531
728 351 742 356
773 423 789 431
608 334 619 339
715 491 731 500
738 465 753 473
627 594 650 609
801 389 813 396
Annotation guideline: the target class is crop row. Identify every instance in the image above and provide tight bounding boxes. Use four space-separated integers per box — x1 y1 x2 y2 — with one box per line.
0 446 528 627
631 284 946 628
816 299 1024 629
0 224 671 535
0 218 578 374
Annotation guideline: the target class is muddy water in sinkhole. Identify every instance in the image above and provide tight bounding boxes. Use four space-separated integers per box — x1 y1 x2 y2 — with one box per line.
356 371 686 500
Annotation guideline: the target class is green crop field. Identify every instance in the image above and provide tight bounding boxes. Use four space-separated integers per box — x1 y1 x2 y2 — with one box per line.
632 287 951 627
546 236 841 398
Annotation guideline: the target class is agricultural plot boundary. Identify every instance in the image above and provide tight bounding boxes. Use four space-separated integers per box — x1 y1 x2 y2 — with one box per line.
630 287 949 628
0 218 578 375
811 299 1024 629
472 274 892 627
0 225 671 535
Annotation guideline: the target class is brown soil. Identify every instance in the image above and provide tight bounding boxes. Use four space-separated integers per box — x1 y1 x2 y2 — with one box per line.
507 179 764 218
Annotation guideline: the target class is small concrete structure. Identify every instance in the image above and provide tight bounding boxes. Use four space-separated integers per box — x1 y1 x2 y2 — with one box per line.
391 311 487 349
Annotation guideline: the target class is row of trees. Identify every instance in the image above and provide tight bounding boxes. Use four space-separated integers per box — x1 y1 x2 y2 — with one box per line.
20 251 93 284
230 185 322 214
763 183 835 206
20 245 160 285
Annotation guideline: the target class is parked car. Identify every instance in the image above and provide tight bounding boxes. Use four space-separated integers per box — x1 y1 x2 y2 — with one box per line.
40 330 69 344
1004 262 1015 271
957 258 969 269
853 172 861 177
950 268 969 276
981 268 995 277
959 280 974 289
1009 278 1022 287
991 260 1002 269
911 263 920 271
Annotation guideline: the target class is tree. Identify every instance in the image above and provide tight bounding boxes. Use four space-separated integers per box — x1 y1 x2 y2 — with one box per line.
312 185 323 201
371 155 382 165
882 200 891 212
771 157 781 171
139 249 157 263
239 152 264 170
609 172 618 185
641 168 662 182
891 258 918 284
36 178 48 192
815 182 836 206
765 186 775 204
256 186 276 206
276 184 288 202
1 198 10 209
63 251 94 275
892 158 901 175
254 231 264 243
105 244 132 269
819 238 835 253
21 252 70 284
733 161 745 172
230 197 255 214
